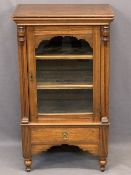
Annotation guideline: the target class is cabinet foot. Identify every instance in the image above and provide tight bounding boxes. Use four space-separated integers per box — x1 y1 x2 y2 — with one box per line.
99 159 107 172
24 159 32 172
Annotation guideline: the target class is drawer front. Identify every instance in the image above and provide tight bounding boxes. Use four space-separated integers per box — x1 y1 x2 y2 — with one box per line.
31 127 99 144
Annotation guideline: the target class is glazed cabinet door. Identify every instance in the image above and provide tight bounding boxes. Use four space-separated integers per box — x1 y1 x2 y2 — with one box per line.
27 26 100 123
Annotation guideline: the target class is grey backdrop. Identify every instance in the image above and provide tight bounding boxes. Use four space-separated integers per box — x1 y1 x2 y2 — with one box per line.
0 0 131 174
1 0 131 144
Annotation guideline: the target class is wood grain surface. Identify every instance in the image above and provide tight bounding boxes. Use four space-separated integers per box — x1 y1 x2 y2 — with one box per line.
13 4 114 18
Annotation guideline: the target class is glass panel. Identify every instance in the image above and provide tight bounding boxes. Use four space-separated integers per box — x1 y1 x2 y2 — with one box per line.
36 60 93 85
35 35 93 115
35 36 93 55
37 89 93 113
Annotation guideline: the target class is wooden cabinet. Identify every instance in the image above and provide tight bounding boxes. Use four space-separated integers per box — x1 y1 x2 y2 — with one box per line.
12 4 114 172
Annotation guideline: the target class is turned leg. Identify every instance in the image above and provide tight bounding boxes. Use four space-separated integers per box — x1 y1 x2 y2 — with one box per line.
22 126 32 171
24 159 32 172
99 159 107 172
99 125 109 171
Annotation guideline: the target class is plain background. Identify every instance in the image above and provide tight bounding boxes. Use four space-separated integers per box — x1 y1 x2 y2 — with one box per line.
0 0 131 174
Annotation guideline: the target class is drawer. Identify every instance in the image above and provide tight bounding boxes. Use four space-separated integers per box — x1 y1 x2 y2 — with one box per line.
31 127 99 144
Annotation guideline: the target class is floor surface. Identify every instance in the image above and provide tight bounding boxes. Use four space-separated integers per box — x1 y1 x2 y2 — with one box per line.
0 142 131 175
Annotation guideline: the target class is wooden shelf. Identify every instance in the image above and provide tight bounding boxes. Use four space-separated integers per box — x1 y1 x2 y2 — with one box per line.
38 112 93 116
35 54 93 60
37 82 93 89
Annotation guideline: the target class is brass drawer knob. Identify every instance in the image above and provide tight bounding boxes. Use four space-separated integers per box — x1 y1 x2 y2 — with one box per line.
62 132 68 140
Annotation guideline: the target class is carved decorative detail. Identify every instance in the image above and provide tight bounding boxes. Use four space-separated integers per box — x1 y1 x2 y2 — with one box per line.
101 26 110 42
24 159 32 172
36 36 93 55
78 144 99 156
22 117 29 124
101 116 109 123
32 144 99 156
17 26 26 45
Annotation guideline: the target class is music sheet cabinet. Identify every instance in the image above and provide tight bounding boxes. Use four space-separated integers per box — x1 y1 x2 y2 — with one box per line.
12 4 114 172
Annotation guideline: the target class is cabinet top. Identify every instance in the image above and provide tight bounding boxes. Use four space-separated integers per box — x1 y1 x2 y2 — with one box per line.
13 4 114 19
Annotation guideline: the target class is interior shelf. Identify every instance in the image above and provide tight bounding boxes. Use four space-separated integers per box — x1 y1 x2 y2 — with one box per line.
35 54 93 60
37 82 93 89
